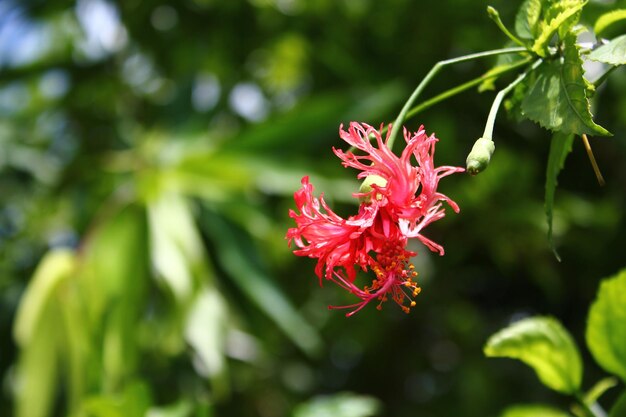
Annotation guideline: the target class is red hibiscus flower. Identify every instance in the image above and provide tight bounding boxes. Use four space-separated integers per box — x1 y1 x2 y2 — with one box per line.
287 122 463 316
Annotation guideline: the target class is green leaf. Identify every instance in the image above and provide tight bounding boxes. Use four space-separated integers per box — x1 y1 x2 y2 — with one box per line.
515 0 543 40
499 404 572 417
13 249 75 346
199 208 322 357
293 392 382 417
522 35 611 136
609 392 626 417
545 132 574 261
586 269 626 383
588 35 626 66
13 250 75 417
484 316 583 394
594 9 626 36
184 287 230 399
532 1 586 57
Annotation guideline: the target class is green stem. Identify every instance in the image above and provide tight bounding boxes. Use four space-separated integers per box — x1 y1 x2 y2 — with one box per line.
387 46 528 150
482 58 543 139
487 6 525 47
380 57 532 137
575 391 606 417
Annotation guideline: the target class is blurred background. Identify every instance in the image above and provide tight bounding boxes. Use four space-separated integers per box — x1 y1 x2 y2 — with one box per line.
1 0 625 416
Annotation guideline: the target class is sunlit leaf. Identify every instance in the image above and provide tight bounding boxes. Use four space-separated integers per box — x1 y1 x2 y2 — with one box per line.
531 1 585 57
545 132 574 261
522 35 610 136
199 209 322 357
293 392 382 417
184 287 230 399
594 9 626 36
499 403 572 417
13 249 75 345
586 269 626 383
79 381 152 417
515 0 543 40
148 192 204 302
484 316 582 394
587 35 626 66
13 250 76 417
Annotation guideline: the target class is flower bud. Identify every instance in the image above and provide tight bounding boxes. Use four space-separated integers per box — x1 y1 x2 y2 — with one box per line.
359 174 387 203
466 137 495 175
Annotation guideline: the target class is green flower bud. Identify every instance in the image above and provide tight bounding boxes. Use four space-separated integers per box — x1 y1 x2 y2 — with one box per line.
466 137 495 175
359 174 387 203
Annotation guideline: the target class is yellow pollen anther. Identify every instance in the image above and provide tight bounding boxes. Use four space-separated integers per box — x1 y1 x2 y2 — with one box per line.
410 301 416 307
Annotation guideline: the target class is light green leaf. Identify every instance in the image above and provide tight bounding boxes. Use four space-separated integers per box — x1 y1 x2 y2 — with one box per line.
13 250 75 417
532 1 586 57
148 192 204 302
484 316 582 394
609 392 626 417
293 392 382 417
184 287 230 399
594 9 626 36
200 209 322 357
515 0 543 40
588 35 626 66
13 249 75 346
522 35 610 136
14 302 63 417
586 269 626 383
500 403 572 417
545 132 574 261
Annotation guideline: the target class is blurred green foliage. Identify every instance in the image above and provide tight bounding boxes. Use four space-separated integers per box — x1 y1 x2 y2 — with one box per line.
0 0 625 417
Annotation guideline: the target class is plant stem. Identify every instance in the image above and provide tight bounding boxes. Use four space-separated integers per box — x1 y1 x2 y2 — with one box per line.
575 391 607 417
593 65 617 88
582 134 605 186
379 57 532 137
482 58 543 139
487 6 525 47
386 46 528 150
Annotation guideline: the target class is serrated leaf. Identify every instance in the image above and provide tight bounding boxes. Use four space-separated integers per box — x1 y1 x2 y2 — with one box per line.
500 403 572 417
594 9 626 36
545 132 574 261
484 316 582 394
532 2 586 57
522 35 610 136
610 392 626 417
588 34 626 65
515 0 543 40
586 269 626 383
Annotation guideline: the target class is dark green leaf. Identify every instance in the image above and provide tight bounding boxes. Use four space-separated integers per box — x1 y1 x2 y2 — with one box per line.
484 316 582 394
594 9 626 36
586 269 626 383
545 132 574 261
588 35 626 66
609 392 626 417
522 35 610 136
